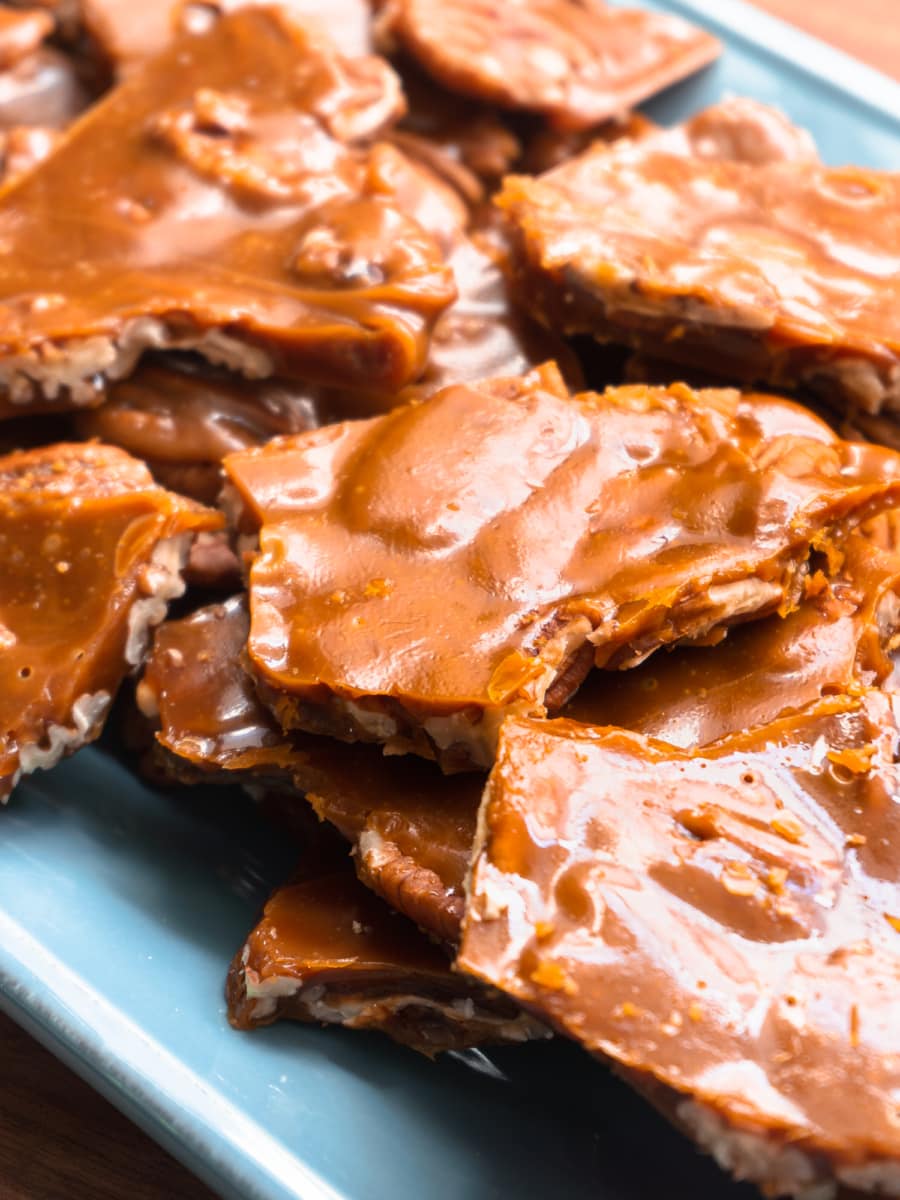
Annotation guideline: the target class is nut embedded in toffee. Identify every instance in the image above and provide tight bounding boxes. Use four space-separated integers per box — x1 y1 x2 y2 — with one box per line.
498 116 900 418
0 442 221 801
228 863 543 1054
225 370 900 770
380 0 720 131
459 697 900 1198
0 7 456 407
0 7 87 130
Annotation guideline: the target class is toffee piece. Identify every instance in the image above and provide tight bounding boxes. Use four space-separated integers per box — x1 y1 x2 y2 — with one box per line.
79 0 374 77
498 124 900 417
459 697 900 1198
139 595 479 944
73 356 322 503
380 0 720 131
139 593 304 784
567 531 900 747
227 864 542 1053
225 370 900 770
0 442 221 801
0 7 456 407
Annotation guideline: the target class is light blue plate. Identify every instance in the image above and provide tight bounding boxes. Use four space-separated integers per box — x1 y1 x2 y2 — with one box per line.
2 5 899 1199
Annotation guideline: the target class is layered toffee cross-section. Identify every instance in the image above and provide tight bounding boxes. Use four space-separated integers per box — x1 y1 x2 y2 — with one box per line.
0 6 457 409
498 118 900 417
0 442 221 800
379 0 719 131
459 698 900 1197
224 370 900 770
227 860 543 1054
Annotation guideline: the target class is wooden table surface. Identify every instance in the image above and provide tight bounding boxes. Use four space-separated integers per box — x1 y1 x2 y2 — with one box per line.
2 5 898 1200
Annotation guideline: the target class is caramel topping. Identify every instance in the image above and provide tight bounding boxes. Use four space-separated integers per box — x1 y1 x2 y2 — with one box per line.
79 0 374 77
0 7 456 405
382 0 719 130
0 442 220 799
645 97 820 167
566 531 900 748
224 373 900 770
459 695 900 1174
498 110 900 412
227 864 541 1052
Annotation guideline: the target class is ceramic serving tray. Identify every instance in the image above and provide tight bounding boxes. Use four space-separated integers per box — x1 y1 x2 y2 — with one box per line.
2 3 899 1198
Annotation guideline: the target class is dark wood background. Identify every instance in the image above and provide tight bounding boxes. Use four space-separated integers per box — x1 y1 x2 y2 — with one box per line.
1 4 896 1198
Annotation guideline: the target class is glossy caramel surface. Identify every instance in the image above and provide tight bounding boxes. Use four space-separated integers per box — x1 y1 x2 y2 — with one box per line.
0 442 220 798
0 7 456 397
142 594 299 779
567 531 900 747
384 0 719 130
225 372 900 767
459 696 900 1166
498 119 900 405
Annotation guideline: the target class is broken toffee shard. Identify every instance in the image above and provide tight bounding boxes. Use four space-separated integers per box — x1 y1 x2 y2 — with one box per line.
0 442 221 800
224 369 900 770
567 529 900 748
498 124 900 417
379 0 719 131
458 698 900 1198
0 6 455 408
227 861 544 1054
